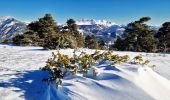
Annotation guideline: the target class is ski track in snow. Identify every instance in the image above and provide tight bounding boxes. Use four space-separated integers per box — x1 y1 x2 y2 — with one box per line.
0 45 170 100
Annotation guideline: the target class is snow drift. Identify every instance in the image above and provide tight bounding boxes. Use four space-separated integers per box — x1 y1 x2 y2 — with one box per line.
0 45 170 100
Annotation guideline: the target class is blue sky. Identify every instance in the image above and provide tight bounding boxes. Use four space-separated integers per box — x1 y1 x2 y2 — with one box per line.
0 0 170 25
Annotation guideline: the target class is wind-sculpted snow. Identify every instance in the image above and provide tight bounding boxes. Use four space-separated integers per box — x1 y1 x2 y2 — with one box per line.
0 45 170 100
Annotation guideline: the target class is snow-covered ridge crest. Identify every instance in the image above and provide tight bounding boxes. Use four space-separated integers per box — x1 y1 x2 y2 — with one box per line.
76 19 117 26
0 16 26 39
0 16 13 22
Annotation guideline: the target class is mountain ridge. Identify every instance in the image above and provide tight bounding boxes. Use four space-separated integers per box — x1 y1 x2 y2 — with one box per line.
76 19 118 26
0 16 160 42
0 16 26 40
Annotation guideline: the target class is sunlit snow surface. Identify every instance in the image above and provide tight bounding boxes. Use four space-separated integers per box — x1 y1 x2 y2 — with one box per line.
0 45 170 100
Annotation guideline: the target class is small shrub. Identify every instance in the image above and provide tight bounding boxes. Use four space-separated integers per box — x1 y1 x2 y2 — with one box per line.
133 55 143 64
133 55 151 67
41 50 152 88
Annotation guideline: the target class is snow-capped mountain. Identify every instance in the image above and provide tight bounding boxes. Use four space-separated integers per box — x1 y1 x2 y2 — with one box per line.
76 19 117 27
0 16 26 40
0 17 123 42
77 19 126 43
0 17 160 43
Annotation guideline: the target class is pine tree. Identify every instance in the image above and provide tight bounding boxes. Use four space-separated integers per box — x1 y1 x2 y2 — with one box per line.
37 14 58 38
13 14 59 48
85 35 99 49
12 34 25 45
98 38 106 49
113 36 125 51
155 22 170 52
57 31 77 49
114 17 157 52
66 19 84 48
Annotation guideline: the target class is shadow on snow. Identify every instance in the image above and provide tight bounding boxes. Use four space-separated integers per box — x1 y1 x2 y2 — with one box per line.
0 70 51 100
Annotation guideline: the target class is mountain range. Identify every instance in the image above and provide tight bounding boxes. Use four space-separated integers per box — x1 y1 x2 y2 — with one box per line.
0 16 159 43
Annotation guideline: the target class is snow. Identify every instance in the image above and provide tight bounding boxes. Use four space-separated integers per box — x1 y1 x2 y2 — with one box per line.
0 45 170 100
0 16 26 39
0 16 13 22
76 19 117 26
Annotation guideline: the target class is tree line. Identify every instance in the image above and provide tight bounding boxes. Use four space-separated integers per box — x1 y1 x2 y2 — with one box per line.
12 14 170 52
112 17 170 53
12 14 103 50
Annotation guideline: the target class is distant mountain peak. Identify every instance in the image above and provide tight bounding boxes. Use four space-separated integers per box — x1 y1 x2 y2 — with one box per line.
76 19 117 26
0 16 14 21
0 16 26 40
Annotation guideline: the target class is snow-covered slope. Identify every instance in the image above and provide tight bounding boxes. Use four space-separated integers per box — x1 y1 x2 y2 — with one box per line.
0 17 125 43
77 19 126 43
76 19 117 27
0 16 26 40
0 45 170 100
0 17 159 44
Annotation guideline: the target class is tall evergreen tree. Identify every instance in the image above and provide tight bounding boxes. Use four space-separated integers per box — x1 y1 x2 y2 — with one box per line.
114 17 157 52
27 14 58 38
112 36 126 51
155 22 170 52
85 35 99 49
38 14 58 38
98 38 106 49
13 14 59 48
66 19 84 48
